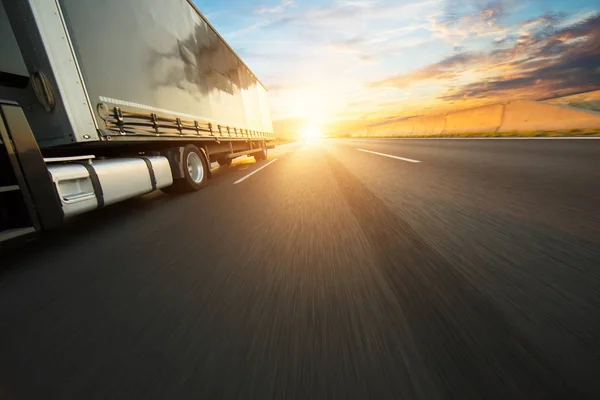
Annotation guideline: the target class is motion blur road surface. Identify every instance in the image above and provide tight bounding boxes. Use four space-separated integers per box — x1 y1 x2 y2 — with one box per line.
1 138 600 399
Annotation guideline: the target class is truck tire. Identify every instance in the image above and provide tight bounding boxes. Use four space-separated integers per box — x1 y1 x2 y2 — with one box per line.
164 145 208 193
253 143 267 162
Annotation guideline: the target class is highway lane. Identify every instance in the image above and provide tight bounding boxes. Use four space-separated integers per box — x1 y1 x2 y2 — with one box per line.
1 139 599 398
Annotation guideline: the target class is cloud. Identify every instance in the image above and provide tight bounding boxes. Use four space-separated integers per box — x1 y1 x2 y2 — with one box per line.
256 0 294 14
225 0 297 36
429 0 510 44
226 21 273 37
441 12 600 100
370 52 485 88
228 0 441 74
521 12 566 29
336 0 378 8
232 0 440 37
368 12 600 103
328 42 361 54
267 83 309 92
309 0 440 23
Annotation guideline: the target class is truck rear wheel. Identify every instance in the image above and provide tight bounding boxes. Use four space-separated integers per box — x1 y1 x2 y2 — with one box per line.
253 143 267 162
164 145 208 193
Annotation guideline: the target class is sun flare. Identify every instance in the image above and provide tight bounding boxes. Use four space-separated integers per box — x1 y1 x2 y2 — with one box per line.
301 126 323 140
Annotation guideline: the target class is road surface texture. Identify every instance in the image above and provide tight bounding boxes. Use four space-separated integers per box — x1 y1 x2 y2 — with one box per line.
1 138 599 399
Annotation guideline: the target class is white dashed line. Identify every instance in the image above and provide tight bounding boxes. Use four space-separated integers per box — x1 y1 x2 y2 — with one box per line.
356 149 422 163
233 159 279 185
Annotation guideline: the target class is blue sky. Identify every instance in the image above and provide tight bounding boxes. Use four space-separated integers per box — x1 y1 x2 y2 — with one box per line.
194 0 600 132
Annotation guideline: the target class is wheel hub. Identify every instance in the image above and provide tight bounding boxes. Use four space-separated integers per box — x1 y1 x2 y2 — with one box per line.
187 152 205 183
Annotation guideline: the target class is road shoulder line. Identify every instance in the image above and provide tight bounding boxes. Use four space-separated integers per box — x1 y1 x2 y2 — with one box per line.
356 148 422 163
346 137 600 140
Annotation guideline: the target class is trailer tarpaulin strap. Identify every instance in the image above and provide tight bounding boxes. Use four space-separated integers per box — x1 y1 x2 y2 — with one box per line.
78 162 104 208
139 157 157 191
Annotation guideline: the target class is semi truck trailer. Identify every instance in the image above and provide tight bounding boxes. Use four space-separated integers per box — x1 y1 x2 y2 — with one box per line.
0 0 275 244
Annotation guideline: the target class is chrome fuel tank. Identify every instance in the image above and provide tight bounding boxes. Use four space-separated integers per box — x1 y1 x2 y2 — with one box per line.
47 157 172 217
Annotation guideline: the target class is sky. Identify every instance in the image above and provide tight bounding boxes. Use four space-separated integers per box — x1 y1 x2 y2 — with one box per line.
194 0 600 135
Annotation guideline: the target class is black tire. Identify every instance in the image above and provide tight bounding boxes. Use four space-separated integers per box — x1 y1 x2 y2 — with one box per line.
217 157 232 167
162 145 208 193
253 143 267 162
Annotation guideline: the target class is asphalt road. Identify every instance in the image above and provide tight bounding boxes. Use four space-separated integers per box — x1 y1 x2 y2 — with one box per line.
1 138 600 399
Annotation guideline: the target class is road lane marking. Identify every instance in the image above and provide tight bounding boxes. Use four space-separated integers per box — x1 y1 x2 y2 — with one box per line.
356 149 422 163
343 137 600 140
233 159 278 184
427 137 600 140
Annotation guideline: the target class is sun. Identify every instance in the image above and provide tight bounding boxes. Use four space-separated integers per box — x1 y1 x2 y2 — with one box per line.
300 126 323 140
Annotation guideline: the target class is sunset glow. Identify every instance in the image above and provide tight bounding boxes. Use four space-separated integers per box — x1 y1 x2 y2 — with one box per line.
196 0 600 136
300 125 323 140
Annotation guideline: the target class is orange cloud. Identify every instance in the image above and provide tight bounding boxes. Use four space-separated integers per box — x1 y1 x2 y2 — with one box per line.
370 12 600 107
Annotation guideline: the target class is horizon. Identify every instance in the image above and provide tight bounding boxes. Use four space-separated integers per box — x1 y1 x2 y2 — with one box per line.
194 0 600 135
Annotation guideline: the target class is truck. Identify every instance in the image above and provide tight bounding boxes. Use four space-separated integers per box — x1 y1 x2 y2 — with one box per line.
0 0 275 244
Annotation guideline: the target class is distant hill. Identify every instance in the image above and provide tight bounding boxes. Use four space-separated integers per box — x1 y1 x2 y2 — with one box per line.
544 90 600 112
